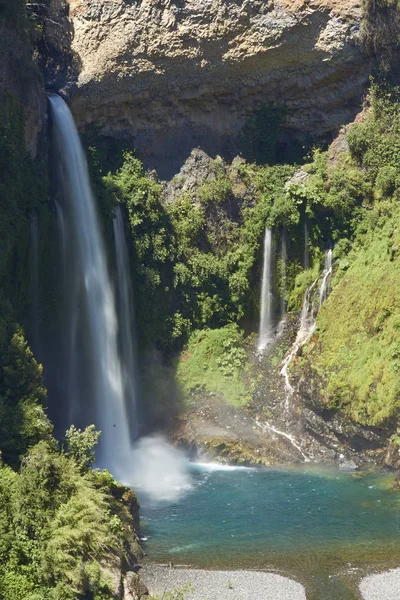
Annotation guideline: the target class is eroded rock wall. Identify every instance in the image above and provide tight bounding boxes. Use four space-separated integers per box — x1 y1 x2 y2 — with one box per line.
64 0 370 176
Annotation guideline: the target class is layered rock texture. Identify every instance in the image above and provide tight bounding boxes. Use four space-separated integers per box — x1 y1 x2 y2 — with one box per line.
64 0 370 176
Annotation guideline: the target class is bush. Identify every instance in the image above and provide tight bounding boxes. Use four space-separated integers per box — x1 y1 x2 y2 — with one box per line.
62 425 100 472
0 439 128 600
375 165 397 196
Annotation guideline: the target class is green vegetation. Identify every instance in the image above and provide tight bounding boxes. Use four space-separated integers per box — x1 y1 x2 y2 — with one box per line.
103 154 294 351
0 293 140 599
177 325 249 407
300 83 400 426
0 437 133 600
0 304 52 468
0 92 47 291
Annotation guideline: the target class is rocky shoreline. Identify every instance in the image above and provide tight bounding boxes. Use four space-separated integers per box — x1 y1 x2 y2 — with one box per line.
140 565 306 600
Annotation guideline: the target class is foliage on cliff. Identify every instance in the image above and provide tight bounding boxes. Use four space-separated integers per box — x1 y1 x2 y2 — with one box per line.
177 325 249 407
0 438 133 600
0 296 140 600
299 83 400 426
102 154 294 351
0 91 46 292
0 298 52 468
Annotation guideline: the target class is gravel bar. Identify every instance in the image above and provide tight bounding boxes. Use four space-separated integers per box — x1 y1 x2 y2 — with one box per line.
360 568 400 600
140 565 307 600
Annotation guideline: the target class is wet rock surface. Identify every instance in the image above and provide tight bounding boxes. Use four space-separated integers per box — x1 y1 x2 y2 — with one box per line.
174 313 391 469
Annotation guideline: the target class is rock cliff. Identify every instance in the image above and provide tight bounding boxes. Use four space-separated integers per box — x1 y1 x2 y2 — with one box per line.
0 10 45 157
63 0 370 177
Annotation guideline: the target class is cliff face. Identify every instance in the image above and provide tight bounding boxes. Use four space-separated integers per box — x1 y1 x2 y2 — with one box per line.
0 13 45 157
66 0 370 176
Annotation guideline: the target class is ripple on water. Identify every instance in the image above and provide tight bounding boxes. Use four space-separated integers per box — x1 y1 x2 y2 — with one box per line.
139 465 400 571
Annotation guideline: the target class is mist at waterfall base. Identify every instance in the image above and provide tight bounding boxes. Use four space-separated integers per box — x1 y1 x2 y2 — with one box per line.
46 95 190 499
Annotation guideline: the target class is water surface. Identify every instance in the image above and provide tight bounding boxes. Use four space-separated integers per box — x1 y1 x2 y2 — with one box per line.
139 464 400 599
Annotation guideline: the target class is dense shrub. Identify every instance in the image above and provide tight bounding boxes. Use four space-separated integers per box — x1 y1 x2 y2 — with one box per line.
0 440 122 600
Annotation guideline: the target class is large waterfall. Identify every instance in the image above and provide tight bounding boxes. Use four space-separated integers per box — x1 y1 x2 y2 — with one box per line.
113 205 138 440
49 95 132 475
48 95 189 497
258 228 273 352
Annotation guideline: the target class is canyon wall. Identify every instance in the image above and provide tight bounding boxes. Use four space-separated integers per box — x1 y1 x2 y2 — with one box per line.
0 10 45 157
62 0 371 177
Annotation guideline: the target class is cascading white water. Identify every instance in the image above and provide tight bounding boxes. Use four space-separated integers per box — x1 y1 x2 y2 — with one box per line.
319 249 332 308
30 210 40 357
49 95 131 475
276 230 287 339
281 249 333 410
113 205 138 439
49 95 190 497
258 228 274 352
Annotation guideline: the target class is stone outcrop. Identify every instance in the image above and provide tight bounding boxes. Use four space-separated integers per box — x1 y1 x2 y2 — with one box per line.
61 0 371 177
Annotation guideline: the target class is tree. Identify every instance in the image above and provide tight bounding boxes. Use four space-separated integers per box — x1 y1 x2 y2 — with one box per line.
63 425 100 471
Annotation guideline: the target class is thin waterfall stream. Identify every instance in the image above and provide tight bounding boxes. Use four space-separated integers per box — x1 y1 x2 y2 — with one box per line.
280 229 287 322
258 228 273 352
281 249 333 412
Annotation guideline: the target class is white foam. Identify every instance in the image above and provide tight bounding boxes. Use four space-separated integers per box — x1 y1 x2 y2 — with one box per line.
192 461 255 472
127 434 192 504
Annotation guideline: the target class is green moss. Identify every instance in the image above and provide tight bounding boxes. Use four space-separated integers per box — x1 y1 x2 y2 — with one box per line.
295 84 400 426
177 324 250 407
304 202 400 425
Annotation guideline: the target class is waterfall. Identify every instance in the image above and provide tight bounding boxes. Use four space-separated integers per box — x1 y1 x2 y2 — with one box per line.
281 249 333 410
113 205 139 440
54 200 67 270
54 198 78 425
319 249 332 308
49 95 131 476
30 210 40 357
258 228 273 352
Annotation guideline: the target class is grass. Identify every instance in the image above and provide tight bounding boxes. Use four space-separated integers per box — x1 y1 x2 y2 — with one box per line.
304 201 400 426
177 324 250 407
